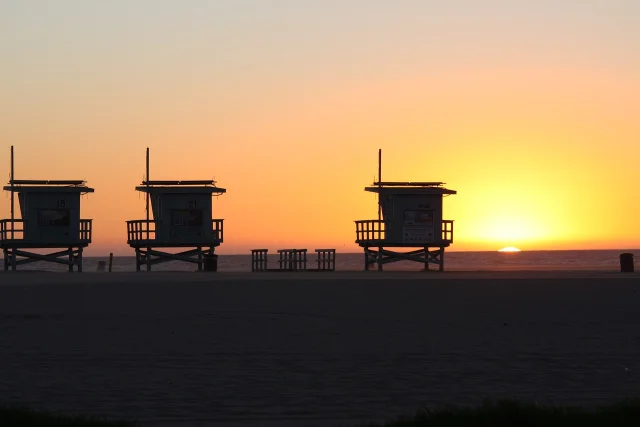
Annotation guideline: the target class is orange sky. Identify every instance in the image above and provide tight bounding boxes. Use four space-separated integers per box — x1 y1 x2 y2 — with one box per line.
1 2 639 255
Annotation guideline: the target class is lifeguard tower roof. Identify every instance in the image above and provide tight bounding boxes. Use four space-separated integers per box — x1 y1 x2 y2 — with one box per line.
3 180 94 193
365 181 457 195
135 180 226 194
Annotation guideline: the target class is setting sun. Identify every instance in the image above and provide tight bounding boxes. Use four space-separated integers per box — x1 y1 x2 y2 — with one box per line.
498 247 522 253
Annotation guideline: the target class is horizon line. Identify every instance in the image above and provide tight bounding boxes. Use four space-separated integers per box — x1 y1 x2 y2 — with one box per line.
82 248 640 258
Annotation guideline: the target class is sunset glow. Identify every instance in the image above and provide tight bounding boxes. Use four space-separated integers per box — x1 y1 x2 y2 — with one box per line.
1 1 639 255
498 247 522 253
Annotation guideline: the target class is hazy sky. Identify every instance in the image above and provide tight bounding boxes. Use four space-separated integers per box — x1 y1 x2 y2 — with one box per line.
1 1 639 254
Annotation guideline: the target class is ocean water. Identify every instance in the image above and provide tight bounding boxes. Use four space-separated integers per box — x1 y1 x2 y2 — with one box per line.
4 249 636 272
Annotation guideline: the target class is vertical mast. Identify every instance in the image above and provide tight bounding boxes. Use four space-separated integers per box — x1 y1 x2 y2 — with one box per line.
146 147 150 240
377 148 382 221
10 145 14 240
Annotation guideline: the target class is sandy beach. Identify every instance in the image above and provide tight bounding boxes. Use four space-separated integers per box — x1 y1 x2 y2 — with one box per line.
1 270 639 427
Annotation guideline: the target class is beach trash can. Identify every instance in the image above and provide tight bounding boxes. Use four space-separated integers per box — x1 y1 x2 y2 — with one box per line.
203 254 218 272
619 253 634 273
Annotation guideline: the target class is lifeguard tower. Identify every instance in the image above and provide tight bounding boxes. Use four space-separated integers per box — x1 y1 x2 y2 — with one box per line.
126 148 226 271
354 149 456 271
1 146 94 271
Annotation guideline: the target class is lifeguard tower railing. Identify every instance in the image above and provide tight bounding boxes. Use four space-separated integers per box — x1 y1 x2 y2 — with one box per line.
0 220 24 242
126 218 224 246
355 219 454 245
0 219 93 244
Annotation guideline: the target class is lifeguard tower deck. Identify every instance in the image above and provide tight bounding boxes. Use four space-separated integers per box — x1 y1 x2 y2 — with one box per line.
355 150 456 271
126 149 226 271
0 147 94 271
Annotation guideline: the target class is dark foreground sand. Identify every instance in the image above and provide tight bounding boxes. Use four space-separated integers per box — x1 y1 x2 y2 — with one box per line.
1 271 639 427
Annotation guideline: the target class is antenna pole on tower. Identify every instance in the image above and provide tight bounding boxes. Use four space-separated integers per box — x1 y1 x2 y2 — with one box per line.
10 145 15 240
377 149 382 221
146 147 150 240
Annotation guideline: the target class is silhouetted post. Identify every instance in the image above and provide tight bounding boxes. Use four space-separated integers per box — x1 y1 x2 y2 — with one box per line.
620 253 634 273
145 147 150 241
377 149 382 270
10 145 14 240
377 148 382 221
109 252 113 272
